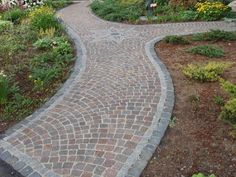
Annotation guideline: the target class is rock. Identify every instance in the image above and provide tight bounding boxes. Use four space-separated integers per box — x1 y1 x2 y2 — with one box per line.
228 0 236 12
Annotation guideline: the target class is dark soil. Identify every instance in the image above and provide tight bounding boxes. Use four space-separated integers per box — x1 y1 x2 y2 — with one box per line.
0 160 23 177
141 39 236 177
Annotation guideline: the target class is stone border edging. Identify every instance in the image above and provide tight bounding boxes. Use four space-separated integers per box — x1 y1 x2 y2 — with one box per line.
117 37 175 177
0 19 87 177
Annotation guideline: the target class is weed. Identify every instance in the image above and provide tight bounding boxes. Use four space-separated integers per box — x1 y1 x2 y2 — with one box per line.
214 95 225 106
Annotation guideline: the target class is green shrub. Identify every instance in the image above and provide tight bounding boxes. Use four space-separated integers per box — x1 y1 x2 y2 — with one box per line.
45 0 72 9
214 95 225 106
164 35 190 44
30 65 62 90
220 98 236 125
195 1 231 21
33 37 52 49
192 30 236 41
2 8 26 24
220 79 236 98
2 93 33 121
0 20 13 33
187 45 224 58
91 0 143 22
183 62 232 82
33 37 73 55
29 6 60 30
179 10 198 21
192 173 216 177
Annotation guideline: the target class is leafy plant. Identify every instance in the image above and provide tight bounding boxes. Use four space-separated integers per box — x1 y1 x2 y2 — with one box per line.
214 95 225 106
38 27 55 38
45 0 72 9
187 45 224 58
90 0 144 22
29 6 60 30
33 37 52 49
220 79 236 98
195 1 231 21
30 65 62 90
169 116 177 128
220 98 236 125
183 62 232 82
2 7 25 23
164 35 190 44
0 20 13 33
192 173 216 177
179 10 198 21
0 71 10 105
192 30 236 41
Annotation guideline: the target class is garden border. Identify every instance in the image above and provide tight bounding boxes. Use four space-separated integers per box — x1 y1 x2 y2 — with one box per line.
0 18 87 177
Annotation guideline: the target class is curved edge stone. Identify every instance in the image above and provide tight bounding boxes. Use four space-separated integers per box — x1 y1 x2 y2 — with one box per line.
117 37 175 177
0 19 87 177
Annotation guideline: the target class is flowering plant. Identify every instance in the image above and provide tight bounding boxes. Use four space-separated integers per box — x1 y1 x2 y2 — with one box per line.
0 0 44 11
195 1 231 21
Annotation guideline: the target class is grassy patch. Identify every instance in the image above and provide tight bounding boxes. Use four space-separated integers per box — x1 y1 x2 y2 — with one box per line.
187 45 224 58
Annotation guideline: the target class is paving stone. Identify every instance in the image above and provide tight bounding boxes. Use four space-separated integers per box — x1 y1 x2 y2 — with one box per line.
0 1 235 177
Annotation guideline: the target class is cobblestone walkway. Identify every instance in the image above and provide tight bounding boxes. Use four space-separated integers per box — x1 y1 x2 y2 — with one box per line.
1 2 236 177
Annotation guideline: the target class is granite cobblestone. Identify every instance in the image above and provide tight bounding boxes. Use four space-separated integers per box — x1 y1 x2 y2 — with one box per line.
0 1 236 177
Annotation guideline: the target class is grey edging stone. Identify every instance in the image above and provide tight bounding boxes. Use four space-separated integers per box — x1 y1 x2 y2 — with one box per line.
0 17 87 177
117 36 175 177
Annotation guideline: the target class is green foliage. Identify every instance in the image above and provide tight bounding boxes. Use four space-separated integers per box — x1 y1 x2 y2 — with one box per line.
30 65 63 90
45 0 72 9
220 79 236 98
183 62 232 82
0 72 10 105
195 1 231 21
90 0 144 22
2 93 34 121
164 35 190 44
214 95 225 106
33 37 73 55
220 98 236 125
169 116 177 128
178 10 198 21
2 8 26 24
192 173 216 177
192 30 236 41
0 20 13 33
220 80 236 131
29 6 60 30
33 37 52 49
187 45 224 58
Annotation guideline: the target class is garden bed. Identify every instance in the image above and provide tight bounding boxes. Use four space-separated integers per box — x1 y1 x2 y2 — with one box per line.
91 0 236 24
0 2 75 134
141 31 236 177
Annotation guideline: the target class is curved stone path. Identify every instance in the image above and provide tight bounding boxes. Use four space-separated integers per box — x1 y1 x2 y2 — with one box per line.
1 2 236 177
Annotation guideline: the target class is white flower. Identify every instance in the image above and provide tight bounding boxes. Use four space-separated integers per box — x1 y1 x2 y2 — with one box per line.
150 3 157 8
0 70 7 77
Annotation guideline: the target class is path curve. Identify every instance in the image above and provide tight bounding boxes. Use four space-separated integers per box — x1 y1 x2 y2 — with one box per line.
1 2 236 177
